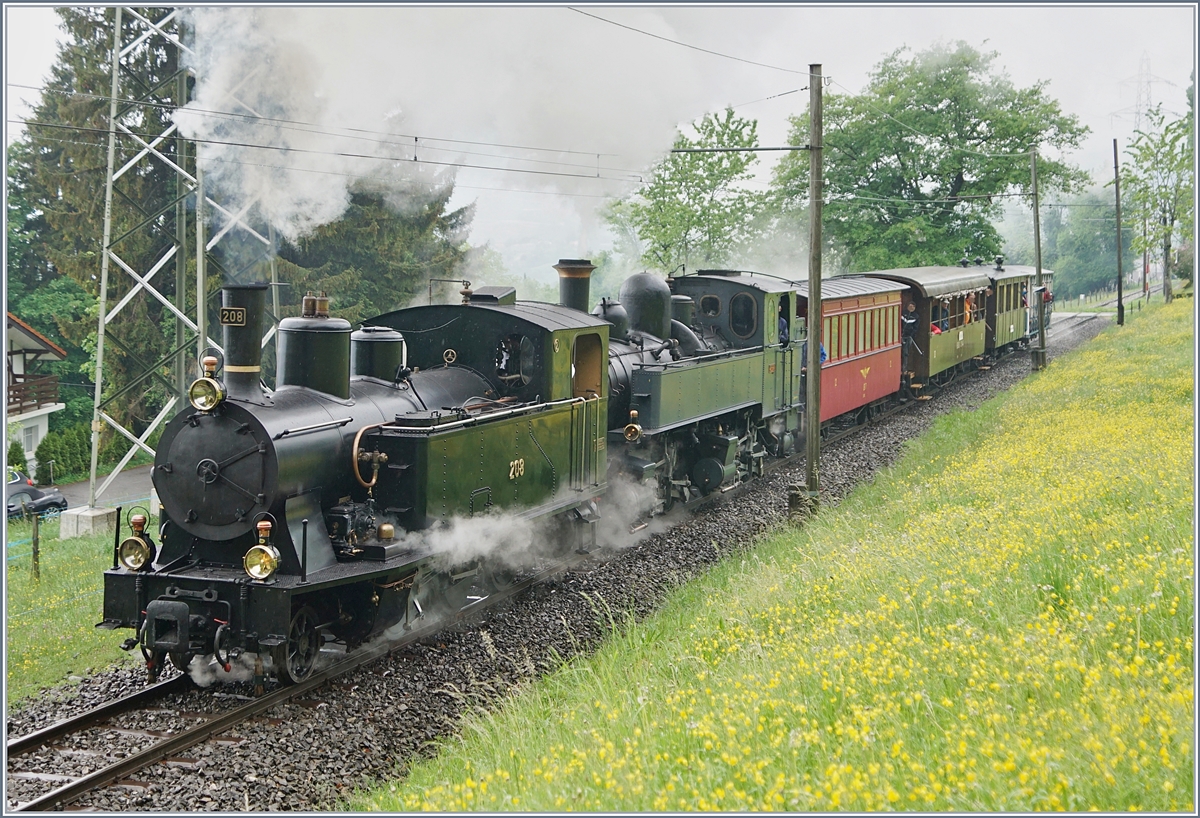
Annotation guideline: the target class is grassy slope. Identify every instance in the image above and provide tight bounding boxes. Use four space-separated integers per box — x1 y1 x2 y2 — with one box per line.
351 301 1194 812
5 515 142 705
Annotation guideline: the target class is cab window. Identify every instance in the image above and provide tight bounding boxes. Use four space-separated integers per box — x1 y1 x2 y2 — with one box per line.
496 334 535 391
730 293 757 339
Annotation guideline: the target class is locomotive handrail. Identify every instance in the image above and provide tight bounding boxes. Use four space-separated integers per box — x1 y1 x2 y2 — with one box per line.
272 417 353 440
632 345 766 370
378 396 591 436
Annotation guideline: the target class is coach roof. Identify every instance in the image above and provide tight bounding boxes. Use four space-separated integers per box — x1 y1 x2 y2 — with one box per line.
847 266 994 298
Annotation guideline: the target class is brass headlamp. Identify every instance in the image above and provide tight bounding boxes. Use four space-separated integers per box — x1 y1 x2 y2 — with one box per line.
118 513 156 571
623 409 643 443
244 520 281 581
188 355 226 411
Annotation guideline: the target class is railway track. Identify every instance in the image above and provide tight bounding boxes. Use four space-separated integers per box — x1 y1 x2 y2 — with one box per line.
5 550 599 812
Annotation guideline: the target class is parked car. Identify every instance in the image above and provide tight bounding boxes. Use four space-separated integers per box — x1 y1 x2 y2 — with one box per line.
6 469 68 519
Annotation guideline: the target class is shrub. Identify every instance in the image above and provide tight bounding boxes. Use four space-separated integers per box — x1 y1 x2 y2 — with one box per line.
7 438 29 476
34 423 90 484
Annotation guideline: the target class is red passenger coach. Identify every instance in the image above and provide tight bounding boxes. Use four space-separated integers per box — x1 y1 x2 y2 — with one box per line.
796 277 906 423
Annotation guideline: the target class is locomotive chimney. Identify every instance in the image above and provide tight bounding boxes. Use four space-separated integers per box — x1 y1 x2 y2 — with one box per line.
554 258 595 313
220 283 269 401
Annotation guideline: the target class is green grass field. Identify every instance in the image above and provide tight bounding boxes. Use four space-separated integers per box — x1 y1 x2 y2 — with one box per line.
350 300 1194 812
5 513 143 705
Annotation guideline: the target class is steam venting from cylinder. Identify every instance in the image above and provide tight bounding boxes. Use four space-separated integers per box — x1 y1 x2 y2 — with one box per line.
554 258 595 314
619 273 672 339
221 284 268 400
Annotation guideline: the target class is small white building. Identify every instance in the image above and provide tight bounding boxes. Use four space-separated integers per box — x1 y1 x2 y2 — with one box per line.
7 312 66 470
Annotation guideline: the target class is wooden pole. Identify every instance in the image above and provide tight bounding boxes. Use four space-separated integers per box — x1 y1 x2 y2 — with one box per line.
31 507 40 582
805 64 824 502
1031 151 1047 370
1113 139 1125 325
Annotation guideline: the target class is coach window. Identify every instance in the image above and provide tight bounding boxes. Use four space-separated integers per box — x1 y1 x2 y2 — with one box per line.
827 316 837 361
572 333 603 398
730 292 757 339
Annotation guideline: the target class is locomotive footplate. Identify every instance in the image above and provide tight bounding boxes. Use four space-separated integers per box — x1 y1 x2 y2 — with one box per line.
98 548 436 665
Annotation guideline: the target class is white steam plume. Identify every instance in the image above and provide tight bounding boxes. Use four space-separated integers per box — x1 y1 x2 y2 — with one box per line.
175 7 754 250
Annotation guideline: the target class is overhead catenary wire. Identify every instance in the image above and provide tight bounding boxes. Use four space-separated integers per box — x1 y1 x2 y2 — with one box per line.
16 131 630 204
12 117 648 185
567 7 810 76
28 129 1090 216
7 82 620 161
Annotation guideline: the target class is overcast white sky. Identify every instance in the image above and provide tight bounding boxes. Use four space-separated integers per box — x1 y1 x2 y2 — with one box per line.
4 3 1196 280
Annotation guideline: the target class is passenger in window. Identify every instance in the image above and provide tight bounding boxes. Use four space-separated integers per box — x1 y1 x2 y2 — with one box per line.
937 302 950 331
777 304 789 347
964 293 975 323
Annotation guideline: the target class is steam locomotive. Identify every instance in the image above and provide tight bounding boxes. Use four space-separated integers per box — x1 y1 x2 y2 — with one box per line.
99 257 1046 684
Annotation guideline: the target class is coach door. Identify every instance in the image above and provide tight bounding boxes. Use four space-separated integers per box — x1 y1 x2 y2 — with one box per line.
778 293 795 410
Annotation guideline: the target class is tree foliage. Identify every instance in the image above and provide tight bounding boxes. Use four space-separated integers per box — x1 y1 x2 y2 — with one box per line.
1120 105 1194 299
1048 193 1137 299
772 42 1090 272
8 7 187 435
8 9 482 420
274 185 474 324
8 440 30 476
609 108 765 273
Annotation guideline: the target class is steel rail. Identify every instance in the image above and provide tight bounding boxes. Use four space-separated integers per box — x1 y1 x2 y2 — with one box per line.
11 549 595 812
6 676 191 757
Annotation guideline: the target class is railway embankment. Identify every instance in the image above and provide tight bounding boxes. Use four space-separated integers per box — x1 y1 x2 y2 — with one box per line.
353 299 1194 812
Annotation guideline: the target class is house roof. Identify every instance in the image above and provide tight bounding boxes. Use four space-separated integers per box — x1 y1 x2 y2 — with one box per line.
7 313 67 361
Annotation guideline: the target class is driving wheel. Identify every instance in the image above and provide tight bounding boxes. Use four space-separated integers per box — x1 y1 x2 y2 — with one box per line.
276 605 320 685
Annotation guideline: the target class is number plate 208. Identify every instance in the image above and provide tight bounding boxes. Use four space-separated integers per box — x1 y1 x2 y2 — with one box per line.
220 307 247 326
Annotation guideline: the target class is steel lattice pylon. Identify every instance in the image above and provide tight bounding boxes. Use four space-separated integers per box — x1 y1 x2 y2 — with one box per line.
88 7 279 508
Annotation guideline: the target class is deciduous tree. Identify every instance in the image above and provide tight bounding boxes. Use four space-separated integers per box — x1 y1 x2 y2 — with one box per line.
772 42 1090 272
1121 105 1193 301
609 108 765 273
